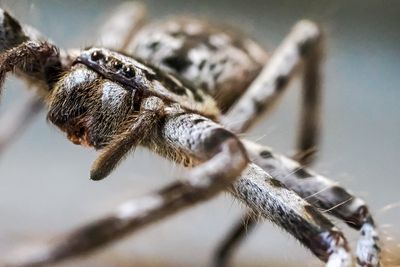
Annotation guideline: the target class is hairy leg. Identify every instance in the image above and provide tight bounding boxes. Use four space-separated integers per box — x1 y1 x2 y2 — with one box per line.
91 97 164 181
3 112 249 267
216 19 324 266
3 166 352 267
212 211 256 267
217 19 378 267
231 164 351 267
96 1 147 51
0 40 62 96
6 168 351 267
215 141 380 267
243 140 380 267
222 20 323 163
0 95 42 155
0 9 65 155
3 113 353 267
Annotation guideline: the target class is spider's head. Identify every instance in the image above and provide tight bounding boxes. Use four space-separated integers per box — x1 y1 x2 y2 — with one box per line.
47 53 138 150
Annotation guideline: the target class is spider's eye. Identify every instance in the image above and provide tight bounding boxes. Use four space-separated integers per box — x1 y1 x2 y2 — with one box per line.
113 60 123 70
91 51 104 61
122 66 135 78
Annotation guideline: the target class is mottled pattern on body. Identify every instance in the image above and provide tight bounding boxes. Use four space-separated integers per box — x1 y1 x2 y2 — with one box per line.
0 3 380 267
129 18 268 110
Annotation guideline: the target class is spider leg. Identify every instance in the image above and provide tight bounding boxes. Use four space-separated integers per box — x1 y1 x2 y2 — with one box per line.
243 141 380 267
0 39 65 155
4 165 352 267
0 95 42 155
90 97 164 181
216 20 324 266
0 9 62 95
0 9 67 155
96 1 147 51
217 138 380 265
217 20 379 266
0 40 62 97
217 140 380 266
231 164 351 267
213 210 256 267
3 111 249 267
222 20 322 164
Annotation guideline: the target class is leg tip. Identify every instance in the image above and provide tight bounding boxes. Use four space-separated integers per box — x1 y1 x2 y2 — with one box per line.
326 247 352 267
356 222 380 267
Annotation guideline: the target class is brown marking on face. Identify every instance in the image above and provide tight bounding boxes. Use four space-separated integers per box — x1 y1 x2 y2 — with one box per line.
60 116 93 147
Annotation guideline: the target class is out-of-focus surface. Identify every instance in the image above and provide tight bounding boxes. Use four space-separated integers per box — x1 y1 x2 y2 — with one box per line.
0 1 399 266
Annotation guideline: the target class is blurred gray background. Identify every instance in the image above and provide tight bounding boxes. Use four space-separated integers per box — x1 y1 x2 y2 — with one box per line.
0 0 399 266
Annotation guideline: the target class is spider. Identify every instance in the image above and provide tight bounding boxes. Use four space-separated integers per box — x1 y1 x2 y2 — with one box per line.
0 2 380 267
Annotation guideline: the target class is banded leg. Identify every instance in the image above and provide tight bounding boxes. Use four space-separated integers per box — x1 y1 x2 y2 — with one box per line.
96 1 147 51
222 19 323 164
217 19 379 267
215 20 324 266
215 143 380 267
3 112 249 267
0 9 63 155
0 9 60 94
0 41 62 95
0 95 42 155
3 114 352 267
213 211 256 267
215 142 380 267
2 169 352 267
243 140 380 267
231 164 351 267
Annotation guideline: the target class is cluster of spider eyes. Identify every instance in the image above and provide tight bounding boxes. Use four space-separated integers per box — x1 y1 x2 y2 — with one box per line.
90 51 135 78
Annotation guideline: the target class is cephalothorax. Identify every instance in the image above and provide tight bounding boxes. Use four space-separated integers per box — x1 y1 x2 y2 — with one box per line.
0 2 379 267
50 47 219 149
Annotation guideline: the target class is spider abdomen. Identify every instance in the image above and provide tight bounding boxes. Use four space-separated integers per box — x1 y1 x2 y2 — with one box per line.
129 17 269 111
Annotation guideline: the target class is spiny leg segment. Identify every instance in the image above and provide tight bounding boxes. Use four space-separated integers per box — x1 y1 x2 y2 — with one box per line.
222 19 322 165
3 115 352 267
3 111 250 267
0 8 67 95
244 141 380 267
215 19 324 267
0 41 62 95
216 140 380 267
216 20 379 267
0 3 380 267
0 94 42 154
96 1 147 52
212 210 256 267
0 9 63 155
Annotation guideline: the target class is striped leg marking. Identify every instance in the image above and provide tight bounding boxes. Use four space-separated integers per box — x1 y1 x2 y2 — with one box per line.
244 140 380 266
